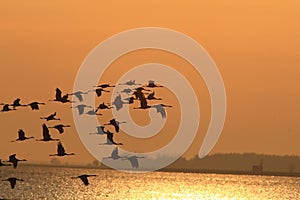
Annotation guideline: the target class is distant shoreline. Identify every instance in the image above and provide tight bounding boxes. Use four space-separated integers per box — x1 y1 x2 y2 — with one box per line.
20 163 300 178
159 168 300 178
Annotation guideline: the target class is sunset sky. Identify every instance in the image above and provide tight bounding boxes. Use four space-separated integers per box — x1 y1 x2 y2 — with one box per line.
0 1 299 165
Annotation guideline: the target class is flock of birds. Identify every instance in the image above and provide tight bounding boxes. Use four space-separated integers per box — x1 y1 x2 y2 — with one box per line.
0 80 172 190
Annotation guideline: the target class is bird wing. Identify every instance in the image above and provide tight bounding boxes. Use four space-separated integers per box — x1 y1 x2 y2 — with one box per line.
31 103 39 110
56 126 64 134
56 88 62 100
111 147 119 159
106 132 114 144
80 176 89 186
77 105 84 115
95 89 102 97
154 105 166 118
96 126 105 134
140 97 147 108
50 112 57 118
57 142 65 155
128 157 139 168
9 154 16 162
42 124 51 140
75 93 83 102
9 178 16 189
18 129 25 139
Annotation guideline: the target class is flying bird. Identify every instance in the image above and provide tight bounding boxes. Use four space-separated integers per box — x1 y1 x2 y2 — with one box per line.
49 124 70 134
134 96 151 109
151 104 172 118
40 112 60 121
49 141 75 157
119 80 141 86
1 104 16 112
88 88 109 97
36 124 59 142
27 101 45 110
71 104 92 115
2 177 24 189
7 154 26 168
103 147 123 160
71 174 97 186
50 88 72 103
112 95 126 111
95 102 112 112
118 88 133 94
144 80 163 88
10 98 26 109
11 129 34 142
104 119 126 133
133 87 150 100
94 83 115 88
70 91 88 102
122 156 144 168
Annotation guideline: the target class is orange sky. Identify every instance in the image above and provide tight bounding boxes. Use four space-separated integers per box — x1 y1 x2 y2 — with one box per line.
0 1 300 164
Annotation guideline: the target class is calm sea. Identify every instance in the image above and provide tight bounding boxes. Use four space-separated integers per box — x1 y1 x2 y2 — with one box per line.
0 165 299 200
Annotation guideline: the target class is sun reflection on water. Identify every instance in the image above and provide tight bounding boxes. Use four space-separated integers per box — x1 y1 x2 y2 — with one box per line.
0 166 299 199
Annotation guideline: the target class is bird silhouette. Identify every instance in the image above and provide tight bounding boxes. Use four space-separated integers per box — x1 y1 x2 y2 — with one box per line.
2 177 24 189
49 141 75 157
1 104 16 112
50 88 72 103
7 154 26 168
144 80 163 88
11 129 34 142
27 101 45 110
134 96 151 109
85 109 102 116
133 87 150 100
122 156 144 168
151 104 172 118
103 147 123 160
71 174 97 186
146 92 162 100
49 124 70 134
10 98 27 109
88 88 109 97
95 102 112 112
100 130 123 145
0 159 11 167
118 88 133 94
104 119 126 133
89 126 106 135
71 104 92 115
94 83 115 88
36 124 59 142
119 80 141 86
134 97 172 118
70 91 88 102
40 112 60 121
112 95 126 111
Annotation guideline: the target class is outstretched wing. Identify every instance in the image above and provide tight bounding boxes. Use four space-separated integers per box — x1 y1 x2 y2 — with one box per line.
56 88 62 100
42 124 51 140
57 142 65 155
111 147 119 160
18 129 25 139
56 126 64 134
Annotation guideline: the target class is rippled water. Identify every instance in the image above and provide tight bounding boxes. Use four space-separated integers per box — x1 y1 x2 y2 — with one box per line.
0 166 299 199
